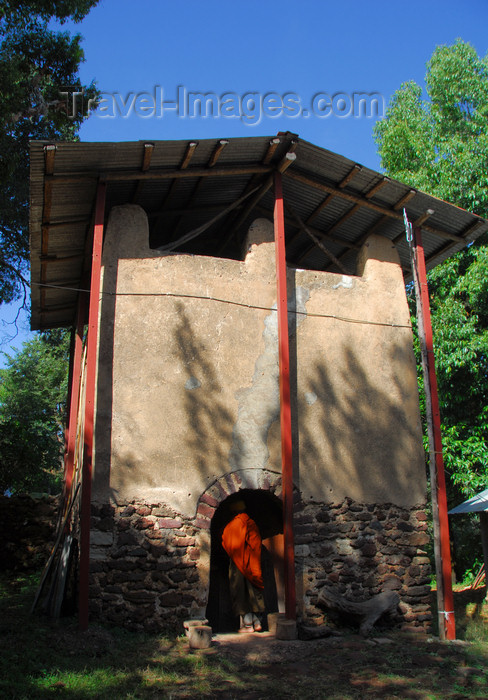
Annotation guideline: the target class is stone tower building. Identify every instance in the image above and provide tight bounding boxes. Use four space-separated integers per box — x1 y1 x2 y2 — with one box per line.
29 135 487 632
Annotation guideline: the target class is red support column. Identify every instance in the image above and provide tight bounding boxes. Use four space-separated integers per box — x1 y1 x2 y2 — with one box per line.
79 182 106 630
273 171 296 620
413 226 455 640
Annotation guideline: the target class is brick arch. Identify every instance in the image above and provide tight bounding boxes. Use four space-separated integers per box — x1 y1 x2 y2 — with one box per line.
190 468 300 619
194 469 284 530
188 469 284 618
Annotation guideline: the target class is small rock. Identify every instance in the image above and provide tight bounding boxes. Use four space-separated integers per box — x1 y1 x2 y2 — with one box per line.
298 625 333 641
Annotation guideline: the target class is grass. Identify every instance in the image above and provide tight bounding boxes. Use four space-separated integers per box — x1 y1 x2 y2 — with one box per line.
2 572 488 699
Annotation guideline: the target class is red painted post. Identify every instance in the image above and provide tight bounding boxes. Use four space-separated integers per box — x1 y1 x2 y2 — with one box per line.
64 292 87 508
413 226 456 640
79 182 106 630
273 171 296 620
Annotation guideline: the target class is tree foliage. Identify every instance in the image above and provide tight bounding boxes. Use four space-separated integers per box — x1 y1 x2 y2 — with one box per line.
375 40 488 217
0 330 70 494
0 0 99 305
374 40 488 577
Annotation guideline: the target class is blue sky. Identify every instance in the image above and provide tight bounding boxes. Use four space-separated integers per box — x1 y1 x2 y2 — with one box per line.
1 0 488 361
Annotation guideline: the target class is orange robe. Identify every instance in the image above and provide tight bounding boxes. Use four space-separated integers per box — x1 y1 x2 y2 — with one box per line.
222 513 264 589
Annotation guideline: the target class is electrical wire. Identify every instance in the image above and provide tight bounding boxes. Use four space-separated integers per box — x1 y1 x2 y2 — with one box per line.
30 280 412 330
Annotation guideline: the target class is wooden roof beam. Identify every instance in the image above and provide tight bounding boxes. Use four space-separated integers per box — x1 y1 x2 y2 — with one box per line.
339 163 362 188
327 203 362 235
40 144 57 324
132 142 155 202
211 144 294 252
37 304 79 315
406 220 483 268
304 193 335 228
414 209 436 228
300 176 389 245
363 214 389 238
263 137 281 165
392 209 435 245
157 142 199 211
105 164 273 181
365 176 390 199
361 189 423 242
234 138 287 199
179 139 226 205
297 206 361 264
285 201 348 273
208 140 228 167
141 142 155 171
393 189 416 210
48 164 273 184
254 204 357 250
41 253 85 263
323 201 434 275
158 140 227 244
181 141 199 169
460 219 485 242
148 204 227 218
285 170 465 243
296 165 362 247
40 279 84 290
40 217 90 230
217 153 297 253
44 144 56 176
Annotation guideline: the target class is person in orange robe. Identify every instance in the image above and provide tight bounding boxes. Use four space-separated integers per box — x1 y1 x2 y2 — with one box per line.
222 499 265 632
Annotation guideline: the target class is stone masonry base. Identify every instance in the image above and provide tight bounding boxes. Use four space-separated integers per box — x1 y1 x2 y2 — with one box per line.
88 496 432 633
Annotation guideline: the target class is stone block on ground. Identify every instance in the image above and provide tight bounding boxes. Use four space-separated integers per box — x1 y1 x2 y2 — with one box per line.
188 625 213 649
183 618 209 636
276 618 298 640
267 612 286 635
298 624 333 641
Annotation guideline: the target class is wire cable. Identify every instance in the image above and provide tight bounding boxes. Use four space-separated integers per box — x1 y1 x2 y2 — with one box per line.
31 280 412 329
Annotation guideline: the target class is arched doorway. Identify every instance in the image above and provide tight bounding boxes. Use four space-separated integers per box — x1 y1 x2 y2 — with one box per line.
206 489 284 632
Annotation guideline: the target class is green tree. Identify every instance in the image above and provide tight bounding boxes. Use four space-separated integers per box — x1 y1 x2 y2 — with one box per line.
0 330 70 494
0 0 99 305
374 40 488 578
374 40 488 216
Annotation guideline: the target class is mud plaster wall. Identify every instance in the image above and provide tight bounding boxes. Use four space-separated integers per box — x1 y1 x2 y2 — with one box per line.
93 206 426 516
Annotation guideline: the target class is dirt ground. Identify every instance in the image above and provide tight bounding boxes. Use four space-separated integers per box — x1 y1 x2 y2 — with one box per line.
2 574 488 699
182 588 488 699
200 627 488 699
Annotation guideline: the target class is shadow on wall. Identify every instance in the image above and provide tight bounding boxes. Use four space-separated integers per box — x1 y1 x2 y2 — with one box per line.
297 341 424 505
97 258 423 514
92 235 426 621
170 294 425 613
174 301 236 484
170 296 423 508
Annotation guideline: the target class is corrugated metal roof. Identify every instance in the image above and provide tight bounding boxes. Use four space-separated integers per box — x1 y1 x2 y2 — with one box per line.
29 132 488 331
449 489 488 514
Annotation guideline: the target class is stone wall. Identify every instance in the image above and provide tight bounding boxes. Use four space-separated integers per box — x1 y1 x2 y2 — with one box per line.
88 489 432 633
0 494 59 572
89 501 203 632
295 499 432 632
88 209 431 633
